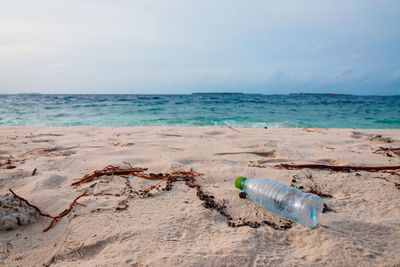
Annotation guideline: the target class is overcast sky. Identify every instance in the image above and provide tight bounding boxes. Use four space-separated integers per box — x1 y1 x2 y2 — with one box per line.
1 0 399 95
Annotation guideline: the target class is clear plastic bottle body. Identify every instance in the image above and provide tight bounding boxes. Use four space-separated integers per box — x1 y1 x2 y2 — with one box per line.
243 178 323 227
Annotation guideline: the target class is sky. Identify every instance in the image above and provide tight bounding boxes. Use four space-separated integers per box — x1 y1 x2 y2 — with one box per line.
0 0 400 95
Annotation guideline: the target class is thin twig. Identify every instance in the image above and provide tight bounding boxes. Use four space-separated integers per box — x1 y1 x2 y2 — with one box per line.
273 163 400 172
0 155 14 167
302 127 326 135
71 166 148 186
143 176 171 192
226 126 241 133
43 191 87 232
18 148 46 157
219 125 241 133
9 189 87 232
9 189 53 218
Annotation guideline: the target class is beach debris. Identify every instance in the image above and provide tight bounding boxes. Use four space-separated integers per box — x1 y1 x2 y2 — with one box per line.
272 163 400 172
239 192 247 199
351 131 394 143
302 127 326 135
18 148 47 157
263 163 400 190
18 146 78 158
364 134 393 143
44 256 56 267
220 125 241 133
32 168 37 176
71 163 149 186
0 155 14 168
215 150 277 158
323 203 335 213
373 147 400 158
290 174 334 201
248 161 267 168
74 164 292 230
8 189 86 232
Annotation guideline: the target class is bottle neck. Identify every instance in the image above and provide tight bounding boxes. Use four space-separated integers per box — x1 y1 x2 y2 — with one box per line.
235 176 247 190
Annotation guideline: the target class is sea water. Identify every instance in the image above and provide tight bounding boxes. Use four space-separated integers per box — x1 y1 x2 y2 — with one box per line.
0 93 399 128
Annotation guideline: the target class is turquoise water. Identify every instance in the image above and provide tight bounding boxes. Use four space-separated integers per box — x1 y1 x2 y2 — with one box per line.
0 93 399 128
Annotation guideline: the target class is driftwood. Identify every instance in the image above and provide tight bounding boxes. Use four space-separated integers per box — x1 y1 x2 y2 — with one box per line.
9 189 87 232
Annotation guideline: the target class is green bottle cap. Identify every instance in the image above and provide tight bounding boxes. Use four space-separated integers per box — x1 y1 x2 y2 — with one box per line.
234 176 247 190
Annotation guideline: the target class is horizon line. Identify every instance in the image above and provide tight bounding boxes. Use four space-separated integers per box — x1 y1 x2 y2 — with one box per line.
0 92 399 97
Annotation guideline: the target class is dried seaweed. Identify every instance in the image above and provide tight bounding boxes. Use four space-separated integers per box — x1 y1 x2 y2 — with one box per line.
76 165 292 230
0 155 13 167
71 164 149 186
9 189 53 218
9 189 87 232
323 203 335 213
42 191 87 232
273 163 400 172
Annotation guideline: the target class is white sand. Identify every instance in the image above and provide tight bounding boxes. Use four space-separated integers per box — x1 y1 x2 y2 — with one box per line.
0 126 399 266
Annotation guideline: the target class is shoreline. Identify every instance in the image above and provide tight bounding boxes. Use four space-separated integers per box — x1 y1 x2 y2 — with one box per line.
1 126 399 266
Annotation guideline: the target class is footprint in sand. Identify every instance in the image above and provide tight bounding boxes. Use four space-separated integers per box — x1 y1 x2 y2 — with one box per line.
351 131 393 143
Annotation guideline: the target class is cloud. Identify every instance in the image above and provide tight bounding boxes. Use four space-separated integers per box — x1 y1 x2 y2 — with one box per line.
0 0 399 94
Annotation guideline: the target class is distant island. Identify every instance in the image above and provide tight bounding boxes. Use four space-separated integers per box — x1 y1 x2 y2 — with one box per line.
289 93 353 96
191 92 244 95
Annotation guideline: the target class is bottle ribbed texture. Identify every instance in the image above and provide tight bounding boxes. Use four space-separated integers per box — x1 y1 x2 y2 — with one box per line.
243 178 323 227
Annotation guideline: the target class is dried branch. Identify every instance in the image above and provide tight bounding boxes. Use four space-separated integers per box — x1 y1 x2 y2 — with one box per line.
18 148 46 157
143 176 170 192
0 155 13 167
220 125 241 133
226 126 241 133
273 163 400 172
9 189 87 232
302 127 326 135
71 166 149 186
9 189 53 218
43 191 87 232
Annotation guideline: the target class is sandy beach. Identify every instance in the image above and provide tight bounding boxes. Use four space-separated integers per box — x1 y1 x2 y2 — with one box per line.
0 126 399 266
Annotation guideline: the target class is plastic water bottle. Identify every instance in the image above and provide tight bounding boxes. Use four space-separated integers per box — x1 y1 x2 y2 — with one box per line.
235 176 324 227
